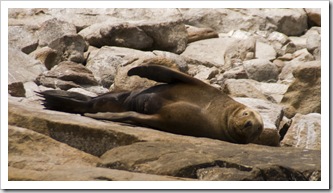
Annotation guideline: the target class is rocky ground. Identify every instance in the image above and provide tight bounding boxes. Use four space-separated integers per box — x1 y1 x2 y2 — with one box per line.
8 8 321 181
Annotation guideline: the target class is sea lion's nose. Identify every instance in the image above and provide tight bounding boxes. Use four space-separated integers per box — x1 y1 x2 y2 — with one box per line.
244 121 253 128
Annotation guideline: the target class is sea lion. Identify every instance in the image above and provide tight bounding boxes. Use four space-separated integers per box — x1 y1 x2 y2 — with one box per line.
38 64 263 144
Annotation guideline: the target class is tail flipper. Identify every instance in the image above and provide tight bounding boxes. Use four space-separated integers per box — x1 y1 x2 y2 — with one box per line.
36 90 92 114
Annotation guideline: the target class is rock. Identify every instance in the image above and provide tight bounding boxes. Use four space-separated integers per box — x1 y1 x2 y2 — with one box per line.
8 9 53 30
79 20 187 54
223 79 289 103
181 37 255 70
292 48 315 62
37 18 77 47
8 82 25 97
8 26 38 54
8 125 99 170
278 42 297 56
36 61 98 90
255 41 277 61
193 66 219 82
9 99 320 181
273 59 286 73
306 34 321 58
86 46 155 89
267 31 290 46
9 166 187 181
289 36 307 50
221 66 248 79
186 25 219 43
139 20 188 54
234 97 284 146
79 22 153 50
152 50 189 72
281 113 321 150
30 47 58 70
243 59 279 82
305 8 321 26
256 82 289 103
23 81 40 99
180 8 308 36
47 34 87 68
8 125 185 181
114 56 185 91
8 48 47 84
222 79 269 101
280 61 321 117
99 141 319 180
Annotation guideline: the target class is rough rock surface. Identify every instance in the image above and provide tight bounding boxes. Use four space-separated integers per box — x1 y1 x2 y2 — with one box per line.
281 113 321 150
280 61 321 118
7 8 322 181
9 101 320 181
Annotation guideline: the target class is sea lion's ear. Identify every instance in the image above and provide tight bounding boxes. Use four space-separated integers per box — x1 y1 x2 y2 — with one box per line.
128 64 206 86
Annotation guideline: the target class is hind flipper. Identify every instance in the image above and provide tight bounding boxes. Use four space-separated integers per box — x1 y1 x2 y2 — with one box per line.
127 64 207 86
37 90 92 114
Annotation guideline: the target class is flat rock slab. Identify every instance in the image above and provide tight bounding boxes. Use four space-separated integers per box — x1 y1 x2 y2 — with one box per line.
99 141 320 180
8 100 320 181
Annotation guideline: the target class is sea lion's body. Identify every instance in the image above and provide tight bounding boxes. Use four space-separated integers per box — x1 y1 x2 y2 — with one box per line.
39 64 263 144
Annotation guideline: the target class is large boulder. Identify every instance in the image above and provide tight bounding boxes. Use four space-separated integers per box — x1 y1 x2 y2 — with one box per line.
181 36 255 70
8 95 321 181
243 59 279 82
280 61 321 118
36 61 98 90
180 8 308 36
79 20 188 54
281 113 321 150
8 26 38 54
36 18 77 47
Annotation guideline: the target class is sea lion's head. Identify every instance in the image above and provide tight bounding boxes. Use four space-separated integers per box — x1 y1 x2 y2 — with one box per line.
228 107 264 144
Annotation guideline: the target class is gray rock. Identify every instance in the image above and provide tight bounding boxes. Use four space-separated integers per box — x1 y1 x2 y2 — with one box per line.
193 66 219 82
306 34 321 57
234 97 284 146
222 79 269 101
292 48 315 62
79 22 153 50
79 20 187 54
281 113 321 150
289 36 307 50
86 46 155 89
8 48 47 84
36 61 98 90
267 31 290 46
278 42 297 56
222 66 248 79
181 37 255 70
8 26 38 54
37 18 77 47
255 41 276 61
180 8 308 36
243 59 279 82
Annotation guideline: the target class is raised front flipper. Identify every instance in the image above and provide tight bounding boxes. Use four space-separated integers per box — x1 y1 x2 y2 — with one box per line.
127 64 207 86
